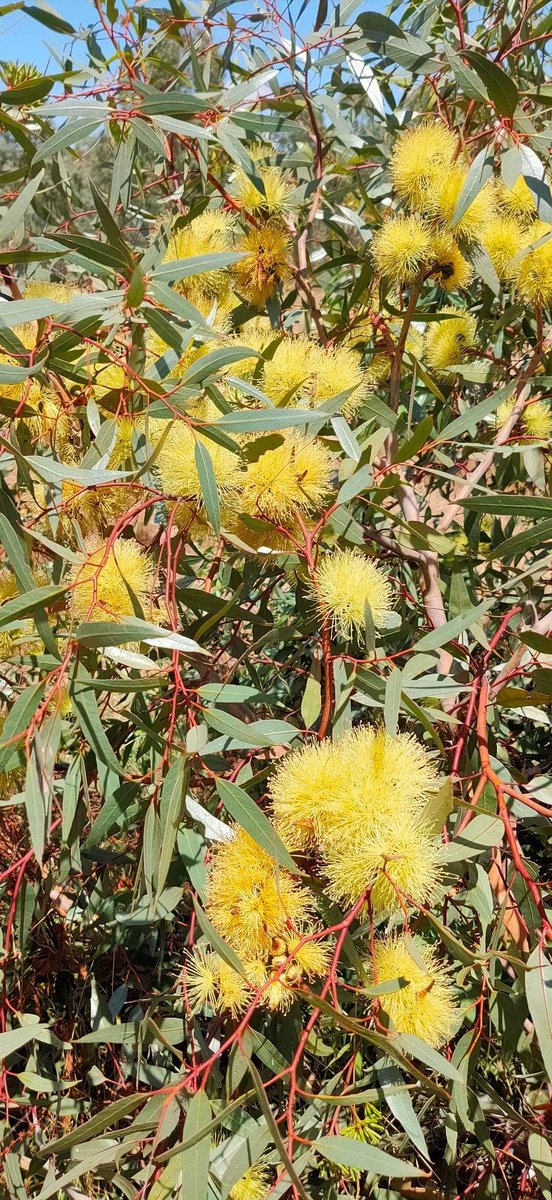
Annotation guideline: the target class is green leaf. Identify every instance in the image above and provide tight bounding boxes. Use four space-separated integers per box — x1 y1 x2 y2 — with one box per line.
215 778 298 872
525 944 552 1084
181 1089 212 1200
70 663 126 777
0 169 44 242
24 713 60 863
152 252 244 285
0 582 67 629
529 1133 552 1200
392 415 433 463
23 3 75 34
438 814 503 863
192 898 246 976
155 758 187 907
74 618 205 656
414 599 494 654
194 440 221 534
490 520 552 562
377 1062 429 1158
0 1023 52 1058
451 146 495 227
519 631 552 655
315 1135 424 1179
32 118 103 165
203 709 299 749
460 495 552 517
248 1061 310 1200
383 667 401 736
463 51 519 117
438 383 515 443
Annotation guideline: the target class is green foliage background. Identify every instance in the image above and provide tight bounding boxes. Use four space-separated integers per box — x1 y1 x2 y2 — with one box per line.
0 1 551 1197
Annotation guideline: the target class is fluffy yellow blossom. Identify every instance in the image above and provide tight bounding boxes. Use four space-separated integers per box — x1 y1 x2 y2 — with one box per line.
229 1164 270 1200
239 433 332 524
481 215 524 279
70 539 153 625
90 360 132 412
20 388 72 457
185 945 219 1011
429 164 495 243
163 210 235 306
496 395 552 441
429 234 472 290
262 338 368 418
390 122 456 211
372 216 431 286
323 812 440 913
270 726 439 856
154 420 242 504
230 317 276 382
0 570 42 660
369 934 458 1047
206 828 312 960
262 335 316 405
496 175 537 225
23 280 80 303
424 308 477 375
366 350 392 386
60 472 136 542
233 223 291 307
311 548 393 639
0 323 41 407
232 163 293 219
512 220 552 306
107 416 143 469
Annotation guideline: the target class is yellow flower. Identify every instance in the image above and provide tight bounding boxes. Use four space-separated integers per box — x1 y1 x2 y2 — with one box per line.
229 1164 270 1200
216 959 252 1017
0 569 42 660
262 337 368 418
372 216 431 286
523 400 552 440
90 360 132 411
232 163 293 219
20 388 72 456
512 220 552 306
429 164 495 243
238 433 332 523
311 548 393 639
206 828 312 960
429 234 472 290
424 308 477 375
233 223 291 307
185 945 219 1011
60 477 134 542
496 395 552 441
185 947 251 1016
154 420 242 504
163 210 235 306
366 350 392 386
369 934 458 1047
227 317 276 384
323 812 440 914
270 726 439 859
23 280 80 303
496 175 537 226
390 121 457 211
262 335 316 405
70 539 153 625
108 416 143 469
481 215 524 279
285 932 331 980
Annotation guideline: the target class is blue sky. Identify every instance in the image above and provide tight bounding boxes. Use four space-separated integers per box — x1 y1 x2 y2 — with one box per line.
0 0 384 71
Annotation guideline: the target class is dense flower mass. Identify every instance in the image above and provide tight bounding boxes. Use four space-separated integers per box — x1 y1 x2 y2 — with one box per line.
311 548 393 637
368 934 458 1047
269 726 441 912
0 17 549 1194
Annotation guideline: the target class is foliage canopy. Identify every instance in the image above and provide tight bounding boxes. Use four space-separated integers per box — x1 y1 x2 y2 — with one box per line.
0 1 551 1197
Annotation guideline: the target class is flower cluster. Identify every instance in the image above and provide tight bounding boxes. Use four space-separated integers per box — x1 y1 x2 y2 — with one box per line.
186 829 330 1015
